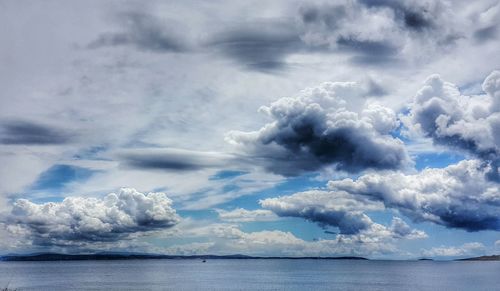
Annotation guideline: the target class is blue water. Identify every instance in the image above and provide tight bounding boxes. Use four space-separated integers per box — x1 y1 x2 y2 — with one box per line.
0 259 499 290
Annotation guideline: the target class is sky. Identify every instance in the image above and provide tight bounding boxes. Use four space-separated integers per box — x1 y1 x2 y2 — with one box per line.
0 0 499 259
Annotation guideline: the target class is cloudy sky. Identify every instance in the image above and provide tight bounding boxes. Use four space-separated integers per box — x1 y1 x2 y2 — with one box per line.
1 0 499 259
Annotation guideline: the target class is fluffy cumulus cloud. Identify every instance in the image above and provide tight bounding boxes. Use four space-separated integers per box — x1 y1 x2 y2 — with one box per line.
422 242 486 258
404 71 500 179
226 81 409 176
260 189 426 239
330 159 500 231
4 188 180 247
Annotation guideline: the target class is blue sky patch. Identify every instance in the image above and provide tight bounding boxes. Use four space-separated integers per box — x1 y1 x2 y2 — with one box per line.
30 164 97 193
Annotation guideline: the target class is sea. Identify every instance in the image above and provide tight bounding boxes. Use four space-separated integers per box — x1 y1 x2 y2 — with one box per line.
0 259 498 290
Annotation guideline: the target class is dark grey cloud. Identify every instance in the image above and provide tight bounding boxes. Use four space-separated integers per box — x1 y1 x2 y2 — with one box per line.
299 4 347 29
389 217 419 239
86 0 463 71
117 148 231 171
227 82 409 176
6 188 180 246
358 0 436 31
207 2 404 71
336 37 398 57
88 11 187 53
297 2 400 65
349 55 402 67
402 10 433 31
278 207 371 235
0 120 73 145
366 79 388 96
296 0 461 66
208 21 304 72
474 25 498 42
330 159 500 232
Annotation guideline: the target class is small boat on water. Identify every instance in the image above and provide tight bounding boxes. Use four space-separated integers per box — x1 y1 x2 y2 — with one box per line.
202 259 206 263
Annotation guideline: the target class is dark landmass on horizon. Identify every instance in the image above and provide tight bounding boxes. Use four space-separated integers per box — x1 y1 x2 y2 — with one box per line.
1 253 498 262
0 253 369 262
455 255 500 261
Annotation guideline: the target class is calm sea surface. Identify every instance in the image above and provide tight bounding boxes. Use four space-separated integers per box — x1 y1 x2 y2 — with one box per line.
0 259 498 290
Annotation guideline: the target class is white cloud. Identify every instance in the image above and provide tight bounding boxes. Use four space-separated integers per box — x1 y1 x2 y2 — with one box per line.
260 189 426 239
329 159 500 231
216 208 278 222
163 223 411 257
260 189 382 234
389 217 427 239
5 188 180 247
422 242 485 257
403 71 500 177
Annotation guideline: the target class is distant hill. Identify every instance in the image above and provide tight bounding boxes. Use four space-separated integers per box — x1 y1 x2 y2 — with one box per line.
0 253 369 262
456 255 500 261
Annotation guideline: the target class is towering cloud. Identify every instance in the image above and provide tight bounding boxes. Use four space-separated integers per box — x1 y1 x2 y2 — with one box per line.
226 81 409 176
329 159 500 232
6 188 180 246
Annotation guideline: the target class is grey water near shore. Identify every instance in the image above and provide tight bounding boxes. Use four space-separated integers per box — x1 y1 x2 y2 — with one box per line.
1 259 499 291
